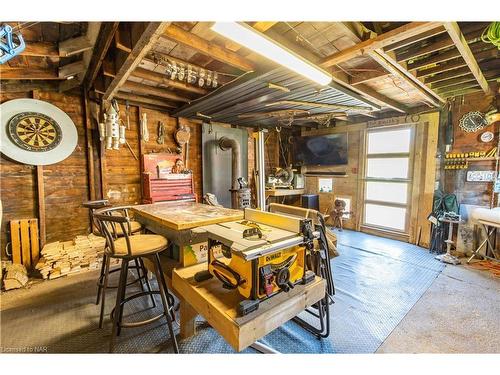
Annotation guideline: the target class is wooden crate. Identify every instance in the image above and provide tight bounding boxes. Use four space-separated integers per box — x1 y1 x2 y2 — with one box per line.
10 219 40 270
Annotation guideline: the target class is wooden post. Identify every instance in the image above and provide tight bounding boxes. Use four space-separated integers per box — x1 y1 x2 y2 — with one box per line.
99 101 108 199
32 90 46 249
137 106 145 201
36 166 46 249
83 87 96 201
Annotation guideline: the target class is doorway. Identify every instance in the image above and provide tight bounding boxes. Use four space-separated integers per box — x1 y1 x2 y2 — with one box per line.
361 126 414 238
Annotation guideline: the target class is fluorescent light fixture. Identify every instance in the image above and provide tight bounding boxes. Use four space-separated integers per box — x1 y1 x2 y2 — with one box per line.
211 22 332 86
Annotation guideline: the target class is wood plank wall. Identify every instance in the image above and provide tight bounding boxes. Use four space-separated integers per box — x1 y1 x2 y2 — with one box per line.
442 90 499 207
300 112 440 248
0 91 90 250
0 91 277 256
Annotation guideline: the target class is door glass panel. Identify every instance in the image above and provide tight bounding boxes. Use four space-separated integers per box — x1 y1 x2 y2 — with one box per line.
366 181 408 204
366 158 409 179
367 128 411 154
365 204 406 231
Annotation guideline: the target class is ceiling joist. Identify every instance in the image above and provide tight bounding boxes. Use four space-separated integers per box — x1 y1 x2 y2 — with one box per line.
443 22 492 95
161 24 256 72
103 22 171 100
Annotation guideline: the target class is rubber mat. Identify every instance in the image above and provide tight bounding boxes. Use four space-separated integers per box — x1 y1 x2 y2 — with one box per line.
0 230 444 354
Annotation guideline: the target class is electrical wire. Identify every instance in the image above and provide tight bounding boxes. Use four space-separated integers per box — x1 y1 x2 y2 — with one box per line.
481 22 500 49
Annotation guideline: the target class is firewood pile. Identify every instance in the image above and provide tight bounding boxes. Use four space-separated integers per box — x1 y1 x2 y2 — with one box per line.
2 262 29 290
35 234 116 280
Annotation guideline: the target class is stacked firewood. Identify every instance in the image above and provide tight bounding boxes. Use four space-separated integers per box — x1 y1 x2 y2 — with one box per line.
35 234 116 280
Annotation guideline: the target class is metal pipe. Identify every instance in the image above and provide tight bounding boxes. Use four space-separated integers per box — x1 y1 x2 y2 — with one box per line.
219 136 241 208
255 130 267 211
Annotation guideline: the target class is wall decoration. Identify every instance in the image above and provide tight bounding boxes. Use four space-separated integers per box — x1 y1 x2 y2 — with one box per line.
0 99 78 165
98 99 126 150
0 24 25 64
480 131 494 143
458 111 488 133
318 178 333 193
466 170 496 182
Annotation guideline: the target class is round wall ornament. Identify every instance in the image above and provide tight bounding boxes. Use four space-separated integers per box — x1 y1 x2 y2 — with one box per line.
1 99 78 165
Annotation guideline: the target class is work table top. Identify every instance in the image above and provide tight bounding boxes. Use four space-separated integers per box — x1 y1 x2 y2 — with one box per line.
131 201 244 231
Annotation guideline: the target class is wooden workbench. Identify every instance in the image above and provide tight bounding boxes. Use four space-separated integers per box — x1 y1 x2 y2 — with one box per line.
172 262 326 352
131 201 243 266
265 188 305 197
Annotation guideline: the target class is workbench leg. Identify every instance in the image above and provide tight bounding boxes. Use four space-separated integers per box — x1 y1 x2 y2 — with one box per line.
180 299 198 339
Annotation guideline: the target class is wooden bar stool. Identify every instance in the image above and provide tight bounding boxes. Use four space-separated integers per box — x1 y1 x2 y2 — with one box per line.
94 206 179 353
83 200 152 328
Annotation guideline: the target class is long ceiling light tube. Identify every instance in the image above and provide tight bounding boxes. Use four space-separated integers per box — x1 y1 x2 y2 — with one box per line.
211 22 332 86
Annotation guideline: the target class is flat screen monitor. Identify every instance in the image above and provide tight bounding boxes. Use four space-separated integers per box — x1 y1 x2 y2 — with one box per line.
292 133 348 166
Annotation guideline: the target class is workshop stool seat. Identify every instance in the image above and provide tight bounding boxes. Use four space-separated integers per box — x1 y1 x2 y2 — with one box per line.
83 199 150 329
95 206 179 353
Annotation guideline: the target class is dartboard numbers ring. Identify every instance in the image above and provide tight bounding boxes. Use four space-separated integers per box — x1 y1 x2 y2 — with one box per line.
8 112 62 152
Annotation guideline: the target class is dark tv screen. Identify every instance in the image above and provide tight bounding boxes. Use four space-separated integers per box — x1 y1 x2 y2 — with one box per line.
292 133 348 166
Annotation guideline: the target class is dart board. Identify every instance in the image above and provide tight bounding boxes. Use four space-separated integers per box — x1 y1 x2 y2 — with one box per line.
0 99 78 165
7 112 62 152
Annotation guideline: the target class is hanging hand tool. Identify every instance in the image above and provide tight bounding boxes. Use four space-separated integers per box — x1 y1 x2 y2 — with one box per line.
125 101 130 130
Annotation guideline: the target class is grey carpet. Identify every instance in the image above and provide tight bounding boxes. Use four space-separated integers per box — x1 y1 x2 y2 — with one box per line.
0 229 444 353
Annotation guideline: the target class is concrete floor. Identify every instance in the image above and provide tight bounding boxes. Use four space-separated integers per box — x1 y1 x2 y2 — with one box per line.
1 244 499 353
377 262 500 353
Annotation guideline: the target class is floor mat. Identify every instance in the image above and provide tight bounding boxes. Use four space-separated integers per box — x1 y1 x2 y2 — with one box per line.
0 230 444 354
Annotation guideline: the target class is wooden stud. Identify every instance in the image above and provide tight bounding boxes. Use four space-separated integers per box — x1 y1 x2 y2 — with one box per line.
115 24 132 53
36 166 46 249
161 24 255 72
443 22 492 95
83 88 96 202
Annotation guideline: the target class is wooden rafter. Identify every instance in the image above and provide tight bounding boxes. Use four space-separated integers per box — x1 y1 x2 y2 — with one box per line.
443 22 492 95
384 25 447 52
130 67 208 95
121 81 190 103
115 92 177 109
161 24 255 72
85 22 120 88
103 22 171 100
319 22 442 68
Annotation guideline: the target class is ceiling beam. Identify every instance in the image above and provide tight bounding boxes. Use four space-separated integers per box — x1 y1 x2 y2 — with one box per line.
335 22 439 109
384 25 446 52
350 70 388 85
0 66 60 80
370 50 445 106
85 22 120 88
319 22 442 68
20 42 58 57
130 67 208 95
121 81 190 103
59 35 94 57
443 22 492 95
103 22 171 100
161 24 255 72
416 48 499 79
115 91 177 109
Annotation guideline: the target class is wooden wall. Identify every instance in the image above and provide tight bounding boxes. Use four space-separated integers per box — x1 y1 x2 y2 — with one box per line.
300 112 440 248
0 91 277 257
1 91 90 250
441 90 499 208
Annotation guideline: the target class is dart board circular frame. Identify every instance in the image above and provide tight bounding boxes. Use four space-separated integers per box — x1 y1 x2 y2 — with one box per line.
7 111 63 152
